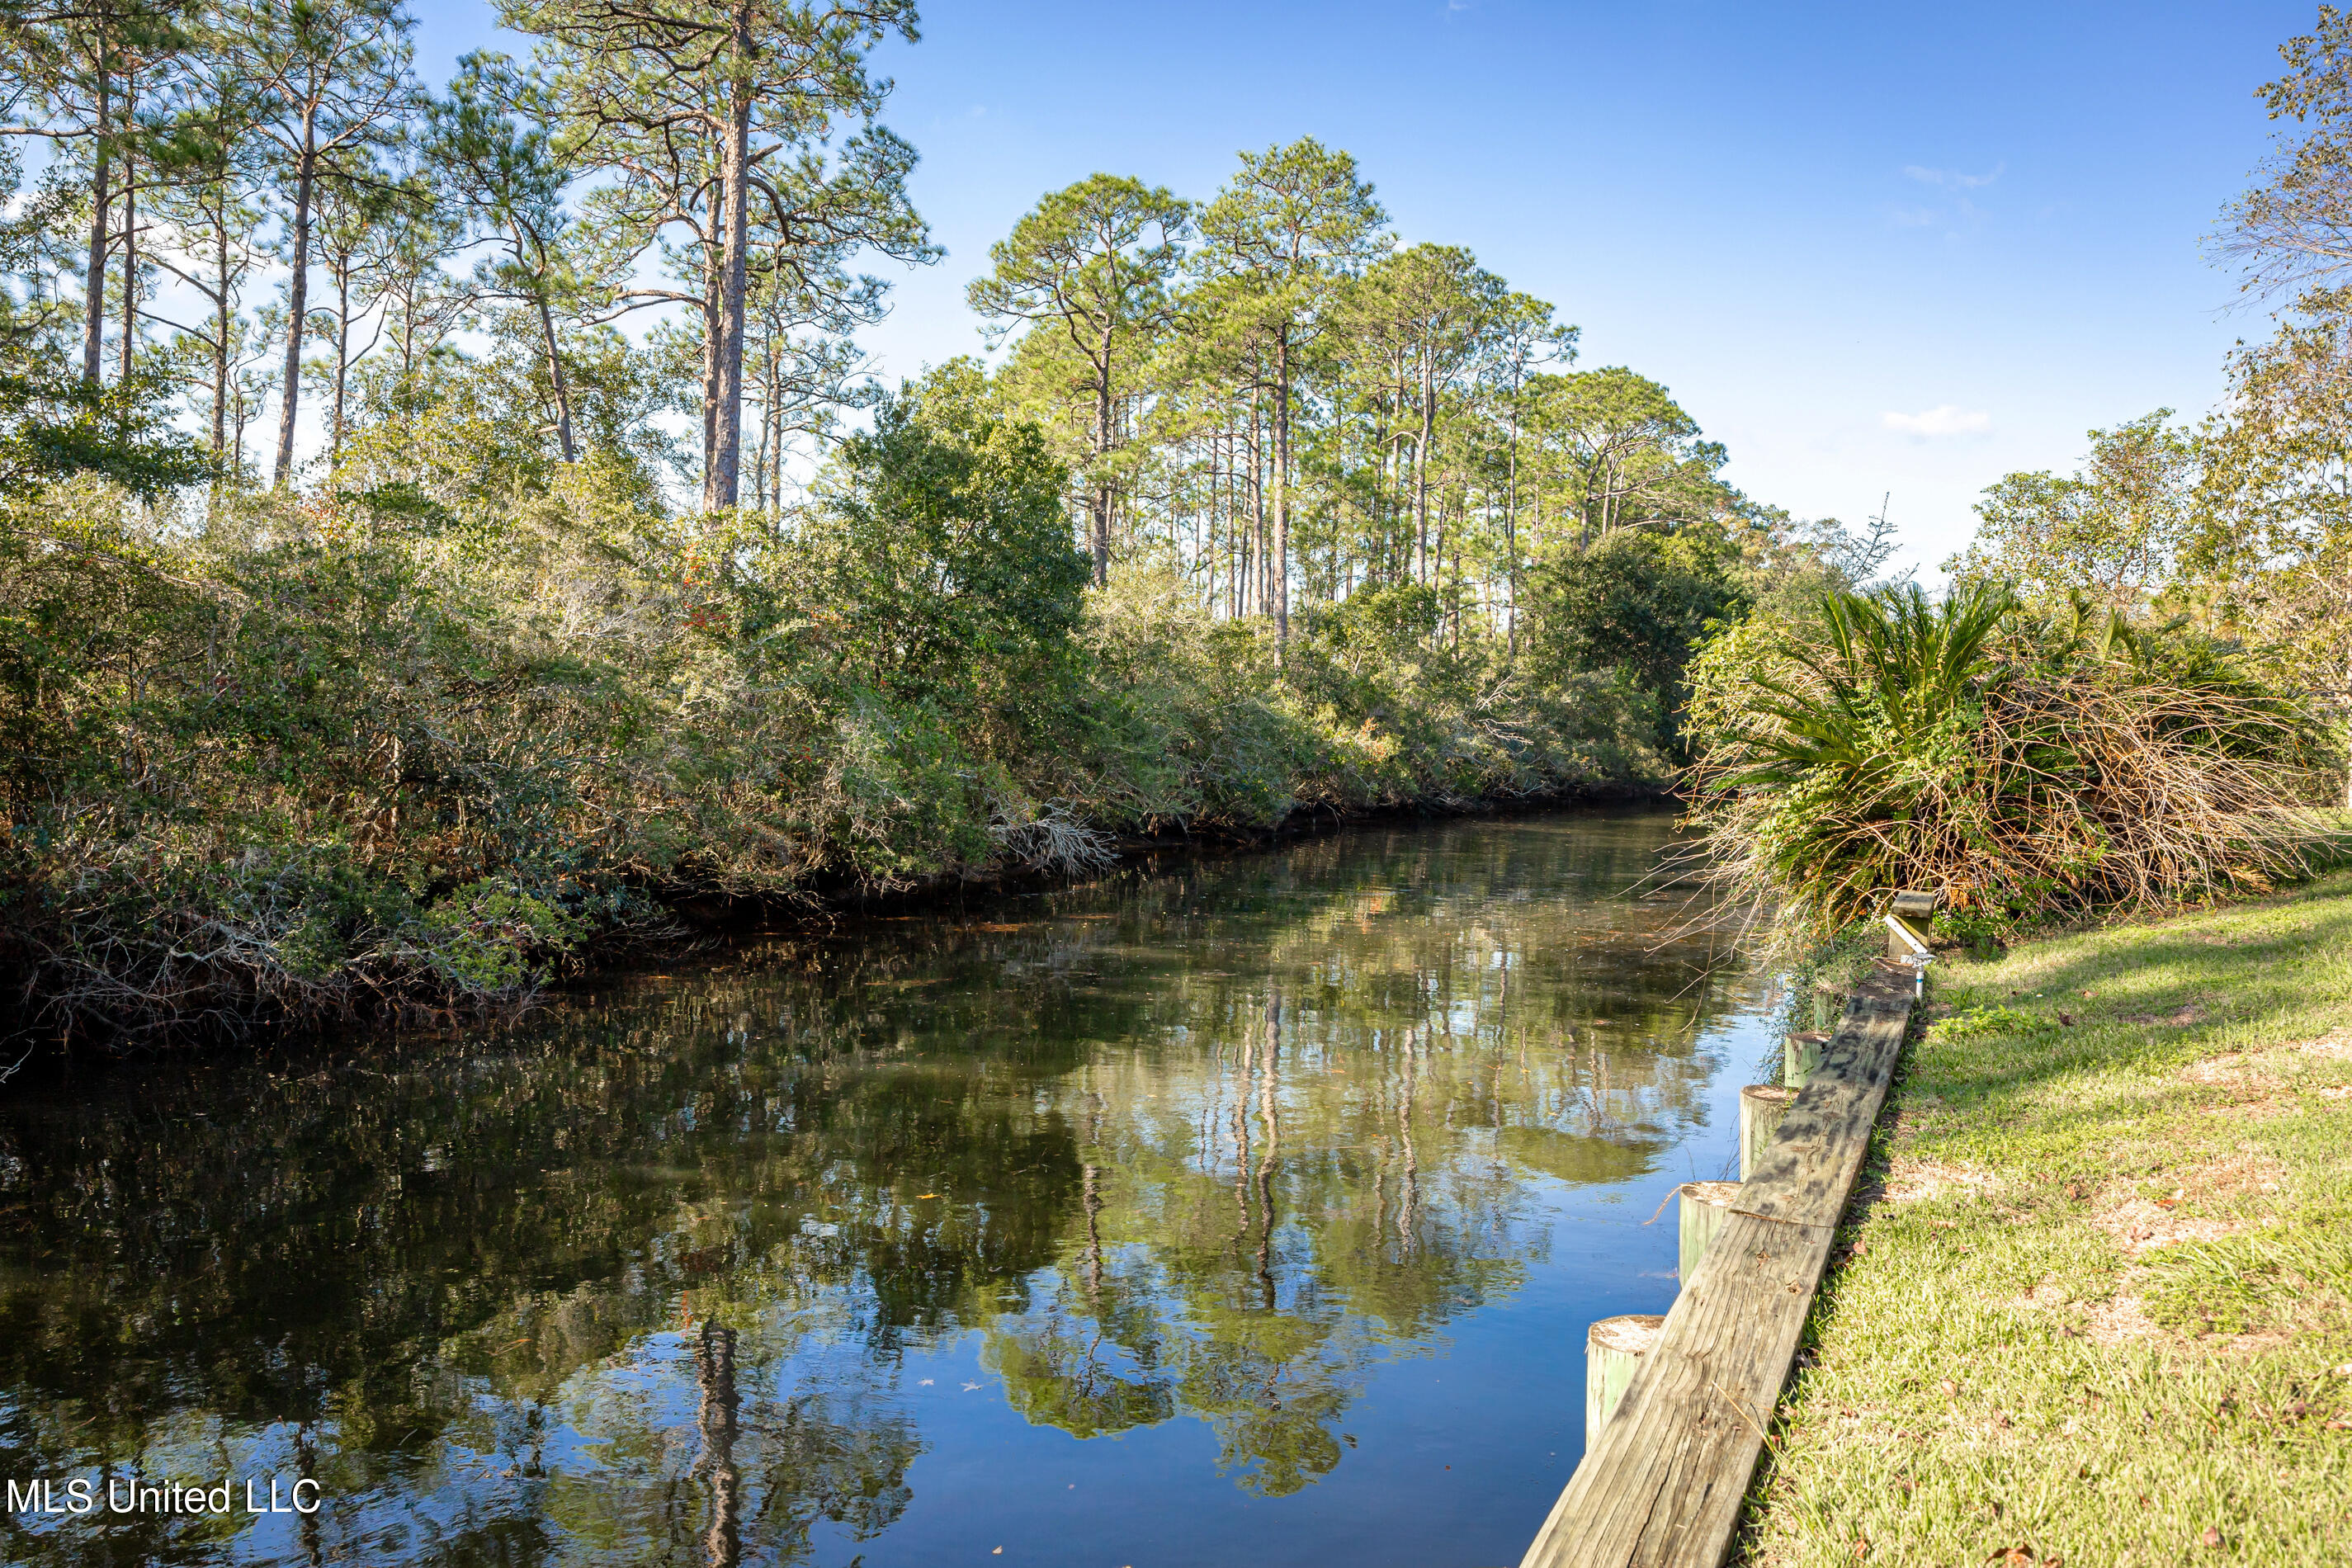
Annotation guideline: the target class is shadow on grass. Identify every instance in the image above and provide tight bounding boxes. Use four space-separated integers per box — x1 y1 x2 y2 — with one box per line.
1895 872 2352 1107
1731 871 2352 1566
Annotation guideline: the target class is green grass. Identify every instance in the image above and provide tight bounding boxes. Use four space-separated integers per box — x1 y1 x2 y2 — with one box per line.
1739 873 2352 1566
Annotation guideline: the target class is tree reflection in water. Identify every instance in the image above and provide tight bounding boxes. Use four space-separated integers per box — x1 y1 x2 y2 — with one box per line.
0 809 1755 1565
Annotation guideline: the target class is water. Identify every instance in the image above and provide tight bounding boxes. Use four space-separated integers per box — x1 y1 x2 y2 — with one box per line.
0 806 1779 1568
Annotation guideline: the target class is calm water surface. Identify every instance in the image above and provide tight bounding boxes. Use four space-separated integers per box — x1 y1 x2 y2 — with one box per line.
0 807 1778 1568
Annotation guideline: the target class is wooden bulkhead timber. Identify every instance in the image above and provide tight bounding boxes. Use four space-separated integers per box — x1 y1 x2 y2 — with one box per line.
1518 961 1918 1568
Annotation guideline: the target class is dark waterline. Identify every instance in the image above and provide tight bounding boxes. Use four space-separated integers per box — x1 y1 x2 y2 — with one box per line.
0 805 1775 1568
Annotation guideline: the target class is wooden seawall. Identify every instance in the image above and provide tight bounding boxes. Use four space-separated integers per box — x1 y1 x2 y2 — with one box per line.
1518 961 1918 1568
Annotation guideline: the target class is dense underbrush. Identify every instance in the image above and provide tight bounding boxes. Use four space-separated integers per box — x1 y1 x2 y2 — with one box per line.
0 399 1666 1045
1680 582 2350 951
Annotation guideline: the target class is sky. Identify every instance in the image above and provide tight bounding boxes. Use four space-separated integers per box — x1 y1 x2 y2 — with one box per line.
409 0 2324 579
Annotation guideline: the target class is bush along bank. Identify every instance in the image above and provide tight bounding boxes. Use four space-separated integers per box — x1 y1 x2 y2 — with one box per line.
1738 872 2352 1566
1679 581 2352 954
1 390 1692 1048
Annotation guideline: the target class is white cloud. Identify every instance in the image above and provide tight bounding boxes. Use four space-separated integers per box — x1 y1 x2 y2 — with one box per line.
1882 404 1991 437
1902 163 2004 190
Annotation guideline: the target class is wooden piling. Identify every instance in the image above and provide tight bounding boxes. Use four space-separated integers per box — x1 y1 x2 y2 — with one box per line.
1518 963 1917 1568
1675 1181 1741 1285
1738 1084 1796 1179
1784 1031 1831 1088
1584 1315 1665 1450
1885 888 1938 958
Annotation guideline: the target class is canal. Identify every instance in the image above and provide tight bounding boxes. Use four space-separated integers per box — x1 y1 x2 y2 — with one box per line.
0 805 1778 1567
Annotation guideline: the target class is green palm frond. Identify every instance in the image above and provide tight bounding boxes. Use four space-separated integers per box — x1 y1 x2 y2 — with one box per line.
1681 579 2336 942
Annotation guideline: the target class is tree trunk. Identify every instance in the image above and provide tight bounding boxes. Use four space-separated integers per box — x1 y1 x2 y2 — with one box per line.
1448 507 1462 648
1383 353 1401 581
1414 357 1433 588
766 348 784 512
779 342 792 508
1090 322 1113 585
698 177 724 498
2342 655 2352 810
1505 388 1521 654
700 254 720 489
706 55 753 512
1273 335 1291 649
1235 428 1247 611
749 357 766 505
273 130 317 488
1248 392 1264 618
82 68 111 385
330 258 351 469
1420 491 1439 621
210 198 230 456
534 285 578 463
1213 434 1232 621
118 146 136 381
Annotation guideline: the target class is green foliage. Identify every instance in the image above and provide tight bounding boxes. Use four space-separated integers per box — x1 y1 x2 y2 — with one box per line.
1930 1004 2058 1041
0 51 1792 1041
408 876 589 993
1683 582 2340 942
805 388 1091 711
966 172 1192 579
1523 527 1746 756
0 5 1826 1041
2191 310 2352 788
0 373 216 498
1950 410 2199 610
1 371 1685 1044
1520 366 1729 543
1307 579 1438 669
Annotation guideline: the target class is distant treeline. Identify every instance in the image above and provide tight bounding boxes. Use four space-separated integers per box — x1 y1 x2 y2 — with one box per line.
0 1 1897 1045
12 0 2346 1046
1671 10 2352 948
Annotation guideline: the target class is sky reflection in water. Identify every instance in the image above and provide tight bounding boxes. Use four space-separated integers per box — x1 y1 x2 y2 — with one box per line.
0 805 1779 1567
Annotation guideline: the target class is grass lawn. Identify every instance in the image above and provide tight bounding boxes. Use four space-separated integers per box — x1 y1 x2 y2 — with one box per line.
1738 871 2352 1566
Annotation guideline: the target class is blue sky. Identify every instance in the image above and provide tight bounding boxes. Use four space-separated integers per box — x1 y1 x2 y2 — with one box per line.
413 0 2317 577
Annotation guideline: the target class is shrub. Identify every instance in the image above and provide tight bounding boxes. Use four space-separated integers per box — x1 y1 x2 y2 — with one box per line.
1 380 1679 1046
1521 527 1749 760
1682 583 2344 942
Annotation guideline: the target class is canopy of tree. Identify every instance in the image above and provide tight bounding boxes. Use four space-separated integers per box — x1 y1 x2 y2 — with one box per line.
0 0 1906 1043
1939 11 2352 810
